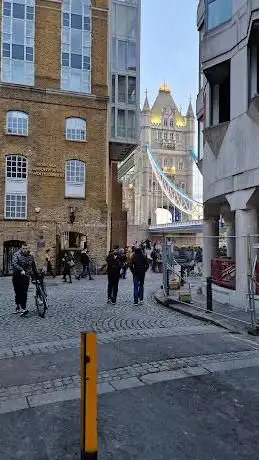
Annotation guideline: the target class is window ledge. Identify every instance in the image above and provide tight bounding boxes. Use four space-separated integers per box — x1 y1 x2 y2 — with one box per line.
5 132 28 137
64 196 86 200
65 139 87 143
4 218 28 221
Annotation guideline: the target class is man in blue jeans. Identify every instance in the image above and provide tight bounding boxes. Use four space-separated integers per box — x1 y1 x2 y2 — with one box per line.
130 247 149 305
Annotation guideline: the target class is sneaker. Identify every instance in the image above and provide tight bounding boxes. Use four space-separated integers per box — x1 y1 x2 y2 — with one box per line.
139 300 144 305
13 306 21 314
20 309 29 317
112 301 116 305
107 299 112 304
134 301 138 305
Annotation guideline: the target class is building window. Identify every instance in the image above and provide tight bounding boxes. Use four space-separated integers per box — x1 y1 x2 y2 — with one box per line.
6 154 27 178
170 132 174 141
206 60 230 125
163 118 168 127
5 155 28 219
66 118 87 141
65 159 86 198
61 0 92 94
118 75 126 103
207 0 232 31
169 117 174 128
5 194 27 219
178 160 184 170
6 111 28 136
127 110 135 139
181 182 186 191
128 76 136 104
1 0 36 86
248 22 259 101
198 118 204 161
163 131 168 140
117 109 126 137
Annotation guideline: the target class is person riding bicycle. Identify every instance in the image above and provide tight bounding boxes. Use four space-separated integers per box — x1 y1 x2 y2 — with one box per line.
12 243 38 316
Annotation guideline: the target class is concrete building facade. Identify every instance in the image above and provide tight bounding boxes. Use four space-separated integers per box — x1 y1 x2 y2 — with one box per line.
197 0 259 304
0 0 141 274
122 84 195 243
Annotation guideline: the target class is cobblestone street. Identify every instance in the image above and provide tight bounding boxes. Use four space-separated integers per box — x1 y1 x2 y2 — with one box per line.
0 271 200 348
1 271 259 459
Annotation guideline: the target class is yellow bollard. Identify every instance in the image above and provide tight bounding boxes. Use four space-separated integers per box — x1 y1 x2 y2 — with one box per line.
81 332 98 460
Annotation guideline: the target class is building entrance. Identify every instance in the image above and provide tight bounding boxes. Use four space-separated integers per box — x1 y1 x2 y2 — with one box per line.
3 240 25 276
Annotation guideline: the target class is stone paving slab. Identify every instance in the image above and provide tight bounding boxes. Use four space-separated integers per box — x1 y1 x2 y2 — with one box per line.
1 349 259 413
0 324 220 360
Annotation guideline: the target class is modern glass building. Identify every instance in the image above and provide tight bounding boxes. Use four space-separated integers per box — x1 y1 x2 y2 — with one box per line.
109 0 141 161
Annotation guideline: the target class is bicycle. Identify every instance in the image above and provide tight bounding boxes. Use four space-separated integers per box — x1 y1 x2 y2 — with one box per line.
33 270 48 318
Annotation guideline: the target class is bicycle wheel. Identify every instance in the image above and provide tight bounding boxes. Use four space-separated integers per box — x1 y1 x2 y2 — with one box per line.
35 285 48 318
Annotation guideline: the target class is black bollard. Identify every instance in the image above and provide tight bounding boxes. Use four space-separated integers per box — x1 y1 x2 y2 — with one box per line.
180 265 185 286
207 276 213 312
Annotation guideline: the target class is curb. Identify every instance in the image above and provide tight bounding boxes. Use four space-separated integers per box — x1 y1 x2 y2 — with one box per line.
154 291 241 334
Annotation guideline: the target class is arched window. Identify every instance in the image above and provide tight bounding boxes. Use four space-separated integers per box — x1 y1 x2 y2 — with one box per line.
169 117 174 128
181 182 186 191
61 0 92 93
65 159 86 198
6 111 28 136
5 155 28 219
66 118 87 141
163 118 168 127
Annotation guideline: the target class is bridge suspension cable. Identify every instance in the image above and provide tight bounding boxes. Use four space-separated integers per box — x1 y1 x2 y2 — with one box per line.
146 144 203 218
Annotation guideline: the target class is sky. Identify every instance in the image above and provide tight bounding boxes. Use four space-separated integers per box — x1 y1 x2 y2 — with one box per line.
140 0 199 113
140 0 202 201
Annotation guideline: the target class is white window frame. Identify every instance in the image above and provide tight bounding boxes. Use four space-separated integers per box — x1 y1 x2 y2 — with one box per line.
6 111 28 136
61 0 92 94
5 154 28 219
66 117 87 141
1 0 36 86
5 194 27 219
65 159 86 198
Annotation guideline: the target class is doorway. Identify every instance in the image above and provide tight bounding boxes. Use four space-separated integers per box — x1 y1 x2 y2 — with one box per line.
3 240 25 275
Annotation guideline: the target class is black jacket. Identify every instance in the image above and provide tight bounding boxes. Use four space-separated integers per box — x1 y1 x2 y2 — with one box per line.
106 252 122 277
130 250 149 279
81 250 89 266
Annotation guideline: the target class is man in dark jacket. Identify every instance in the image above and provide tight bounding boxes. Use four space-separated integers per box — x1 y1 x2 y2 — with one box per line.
130 247 149 305
12 243 38 316
77 248 93 280
106 245 122 305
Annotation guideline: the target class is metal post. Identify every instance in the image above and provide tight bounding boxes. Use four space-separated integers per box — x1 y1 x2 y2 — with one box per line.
206 276 213 312
166 268 170 296
81 332 98 460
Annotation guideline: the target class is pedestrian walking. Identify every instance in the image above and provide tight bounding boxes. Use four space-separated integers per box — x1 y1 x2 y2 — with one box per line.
120 248 127 279
77 248 93 280
62 252 74 283
12 243 38 316
151 247 158 272
195 247 203 275
45 249 55 278
130 247 149 305
106 245 122 305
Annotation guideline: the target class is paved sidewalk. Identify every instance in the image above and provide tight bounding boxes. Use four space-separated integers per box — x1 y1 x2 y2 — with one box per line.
156 275 259 335
1 271 259 459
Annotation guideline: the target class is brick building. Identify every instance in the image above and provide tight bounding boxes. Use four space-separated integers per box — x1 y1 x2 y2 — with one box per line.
0 0 141 274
